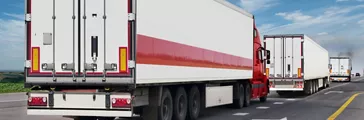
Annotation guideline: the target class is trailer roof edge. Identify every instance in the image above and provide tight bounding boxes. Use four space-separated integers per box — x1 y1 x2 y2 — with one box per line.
214 0 254 18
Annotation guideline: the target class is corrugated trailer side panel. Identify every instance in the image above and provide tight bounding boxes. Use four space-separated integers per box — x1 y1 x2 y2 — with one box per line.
303 35 329 80
135 0 254 84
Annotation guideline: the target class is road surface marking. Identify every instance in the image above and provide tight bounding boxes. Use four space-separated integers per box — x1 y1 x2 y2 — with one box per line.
256 106 270 109
233 113 249 116
327 93 363 120
267 98 302 101
304 78 364 100
324 91 343 94
252 117 287 120
286 99 296 101
273 102 284 104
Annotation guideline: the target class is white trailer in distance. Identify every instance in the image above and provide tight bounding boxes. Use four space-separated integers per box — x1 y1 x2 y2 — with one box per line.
329 57 352 82
264 34 331 96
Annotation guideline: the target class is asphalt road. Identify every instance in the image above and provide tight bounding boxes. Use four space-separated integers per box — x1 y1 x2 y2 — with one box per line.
0 77 363 120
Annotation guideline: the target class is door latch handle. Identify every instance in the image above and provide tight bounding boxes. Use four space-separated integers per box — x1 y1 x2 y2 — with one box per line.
91 36 98 61
287 64 291 72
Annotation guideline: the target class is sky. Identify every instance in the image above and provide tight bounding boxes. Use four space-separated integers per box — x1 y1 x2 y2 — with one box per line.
0 0 364 73
226 0 364 73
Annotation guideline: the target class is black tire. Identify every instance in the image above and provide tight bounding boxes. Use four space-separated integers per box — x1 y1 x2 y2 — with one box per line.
305 81 313 95
233 84 244 109
323 79 327 89
173 87 188 120
187 86 201 120
309 81 313 94
158 88 173 120
312 81 316 93
243 83 251 107
304 81 310 95
316 80 319 92
259 95 267 102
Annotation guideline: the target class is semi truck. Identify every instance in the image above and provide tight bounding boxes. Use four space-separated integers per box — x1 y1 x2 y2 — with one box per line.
24 0 271 120
263 34 330 96
329 57 352 82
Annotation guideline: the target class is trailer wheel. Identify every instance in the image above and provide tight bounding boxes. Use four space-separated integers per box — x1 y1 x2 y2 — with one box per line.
312 81 316 93
187 86 201 120
158 88 173 120
259 95 267 102
243 83 251 107
309 81 313 94
233 84 244 109
173 87 188 120
304 81 313 95
315 80 318 93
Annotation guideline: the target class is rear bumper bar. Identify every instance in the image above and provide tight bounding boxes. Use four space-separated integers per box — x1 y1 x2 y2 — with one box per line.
330 77 350 81
269 88 304 91
27 91 134 117
28 109 133 117
269 79 304 91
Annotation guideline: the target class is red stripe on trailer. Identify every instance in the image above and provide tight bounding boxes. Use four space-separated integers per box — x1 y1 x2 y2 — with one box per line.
26 0 32 74
136 34 253 70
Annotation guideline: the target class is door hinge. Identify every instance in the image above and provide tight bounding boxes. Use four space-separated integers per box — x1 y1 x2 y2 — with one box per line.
128 60 136 68
128 13 135 21
25 14 31 22
25 60 31 68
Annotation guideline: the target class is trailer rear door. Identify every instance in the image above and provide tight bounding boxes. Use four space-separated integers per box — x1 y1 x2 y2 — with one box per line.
26 0 135 84
339 59 351 76
330 59 340 75
79 0 132 78
264 36 303 79
330 58 351 76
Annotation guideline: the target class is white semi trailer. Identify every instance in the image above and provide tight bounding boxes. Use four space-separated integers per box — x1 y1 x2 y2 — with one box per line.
24 0 271 120
264 34 330 96
329 57 352 82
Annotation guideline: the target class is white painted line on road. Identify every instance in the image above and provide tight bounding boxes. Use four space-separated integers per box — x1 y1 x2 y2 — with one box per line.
0 99 27 103
286 99 296 101
267 98 302 101
273 102 284 104
233 113 249 116
324 91 343 94
256 106 270 109
252 117 287 120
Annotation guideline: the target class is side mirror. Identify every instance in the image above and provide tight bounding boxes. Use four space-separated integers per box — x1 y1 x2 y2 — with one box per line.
266 50 271 64
328 64 332 69
266 50 271 60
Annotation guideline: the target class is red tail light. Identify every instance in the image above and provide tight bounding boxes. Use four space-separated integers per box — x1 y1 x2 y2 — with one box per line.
112 98 131 108
295 81 303 88
269 81 274 88
28 97 47 106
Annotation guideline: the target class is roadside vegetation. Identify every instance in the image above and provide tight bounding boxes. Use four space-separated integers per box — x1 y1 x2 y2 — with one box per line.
0 72 30 94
